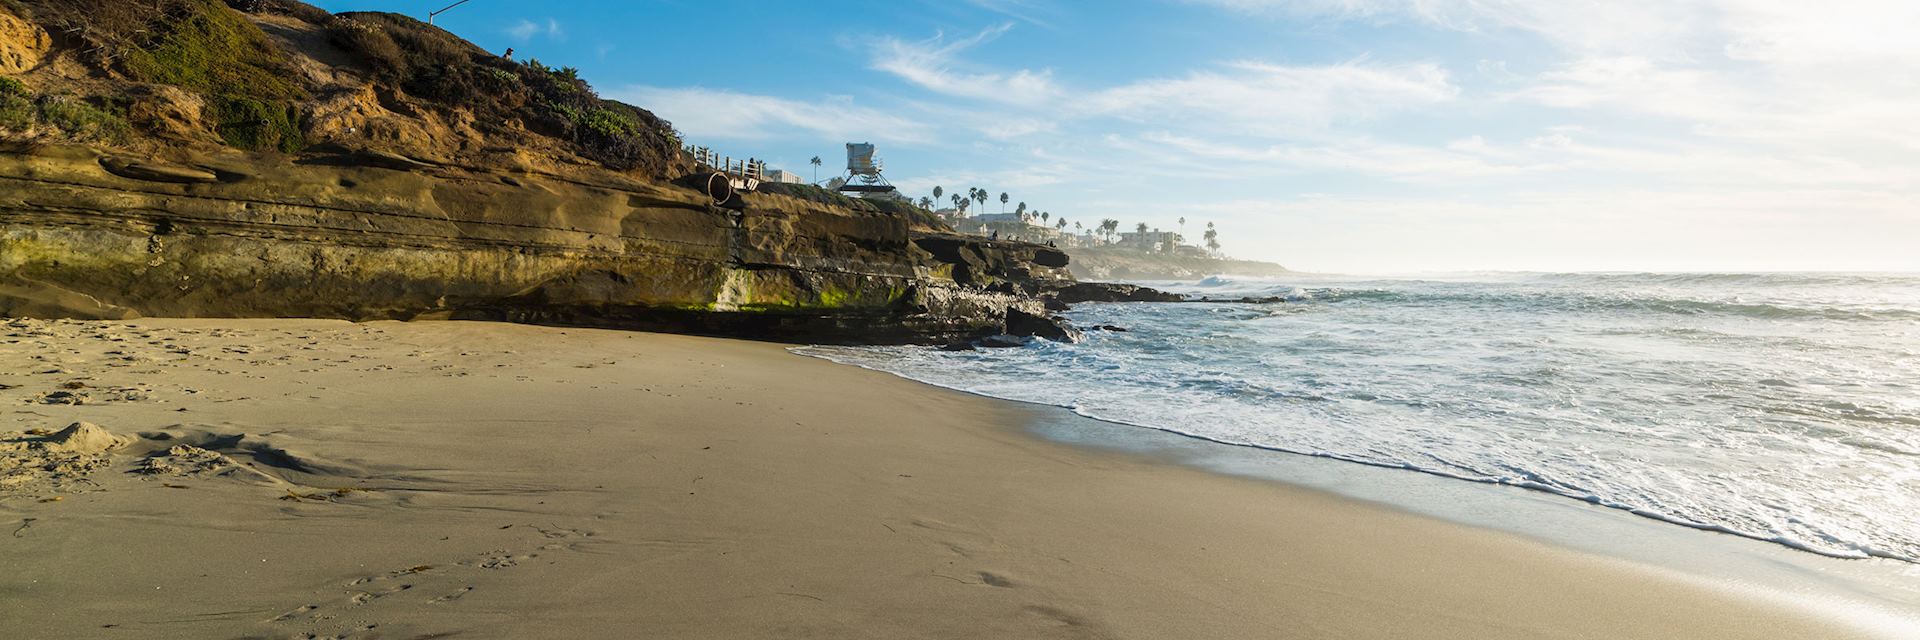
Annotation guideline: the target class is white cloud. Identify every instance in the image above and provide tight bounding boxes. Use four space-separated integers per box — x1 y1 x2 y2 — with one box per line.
506 19 539 40
962 0 1059 28
1129 132 1534 182
1079 60 1458 136
868 22 1459 141
1186 1 1717 57
609 87 932 145
507 17 566 42
868 24 1061 106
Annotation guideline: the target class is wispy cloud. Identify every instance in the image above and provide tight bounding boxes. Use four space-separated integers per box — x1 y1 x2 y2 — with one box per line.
963 0 1059 28
507 17 565 42
609 87 933 144
1079 60 1458 136
867 24 1061 106
867 23 1457 139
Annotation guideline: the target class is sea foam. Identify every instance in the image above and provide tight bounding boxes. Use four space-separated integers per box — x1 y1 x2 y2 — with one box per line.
799 272 1920 564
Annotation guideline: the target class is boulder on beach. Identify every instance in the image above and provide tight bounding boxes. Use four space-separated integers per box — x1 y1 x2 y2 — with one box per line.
1006 308 1083 343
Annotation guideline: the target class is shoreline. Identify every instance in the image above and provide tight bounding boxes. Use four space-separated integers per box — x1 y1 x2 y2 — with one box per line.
3 318 1913 638
798 345 1920 628
796 344 1920 567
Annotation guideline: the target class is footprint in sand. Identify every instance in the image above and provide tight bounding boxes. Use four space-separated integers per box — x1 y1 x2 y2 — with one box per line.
348 583 413 606
429 586 474 604
269 604 318 623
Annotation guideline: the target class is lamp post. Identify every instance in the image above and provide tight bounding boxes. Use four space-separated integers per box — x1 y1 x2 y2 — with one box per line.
428 0 475 25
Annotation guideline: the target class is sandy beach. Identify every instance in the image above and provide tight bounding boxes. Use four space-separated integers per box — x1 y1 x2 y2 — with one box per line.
0 318 1898 639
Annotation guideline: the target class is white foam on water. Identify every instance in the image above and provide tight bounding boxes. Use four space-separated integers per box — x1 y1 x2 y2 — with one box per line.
797 272 1920 564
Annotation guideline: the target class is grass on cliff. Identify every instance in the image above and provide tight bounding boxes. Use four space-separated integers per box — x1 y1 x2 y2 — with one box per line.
0 77 130 143
324 12 680 175
14 0 309 152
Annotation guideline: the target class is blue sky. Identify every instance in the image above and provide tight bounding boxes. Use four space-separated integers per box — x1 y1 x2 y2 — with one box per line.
310 1 1920 273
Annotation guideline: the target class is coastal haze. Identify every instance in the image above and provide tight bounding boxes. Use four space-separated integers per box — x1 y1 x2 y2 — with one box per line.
2 0 1918 639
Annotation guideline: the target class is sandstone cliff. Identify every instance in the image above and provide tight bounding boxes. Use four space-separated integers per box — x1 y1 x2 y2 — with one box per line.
0 0 1075 343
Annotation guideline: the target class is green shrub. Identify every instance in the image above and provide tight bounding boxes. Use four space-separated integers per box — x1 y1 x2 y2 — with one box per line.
120 0 305 102
329 12 480 81
224 0 332 24
323 11 681 174
325 18 405 75
12 0 198 71
0 93 35 131
14 0 307 151
0 76 25 97
211 95 303 152
35 96 130 143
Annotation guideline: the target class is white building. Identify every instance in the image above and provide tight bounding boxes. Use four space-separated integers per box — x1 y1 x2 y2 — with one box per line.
763 169 805 184
963 213 1060 242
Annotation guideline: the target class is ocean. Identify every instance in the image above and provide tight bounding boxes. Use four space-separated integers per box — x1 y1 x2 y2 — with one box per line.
800 272 1920 564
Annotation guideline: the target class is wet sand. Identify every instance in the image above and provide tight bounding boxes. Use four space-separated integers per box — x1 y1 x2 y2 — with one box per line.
0 318 1898 638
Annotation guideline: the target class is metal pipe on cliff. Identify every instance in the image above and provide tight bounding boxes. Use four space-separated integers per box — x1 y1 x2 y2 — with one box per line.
701 172 735 207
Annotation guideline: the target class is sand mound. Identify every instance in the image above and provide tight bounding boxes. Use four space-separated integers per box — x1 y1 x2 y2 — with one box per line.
1 421 130 494
134 444 280 485
44 421 130 453
136 429 366 483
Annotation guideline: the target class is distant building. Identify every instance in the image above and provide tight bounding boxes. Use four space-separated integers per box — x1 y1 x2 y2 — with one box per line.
763 169 805 184
1119 230 1182 253
966 212 1059 243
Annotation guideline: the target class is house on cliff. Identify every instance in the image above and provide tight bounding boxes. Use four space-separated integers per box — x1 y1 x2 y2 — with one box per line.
967 213 1061 244
1119 230 1183 253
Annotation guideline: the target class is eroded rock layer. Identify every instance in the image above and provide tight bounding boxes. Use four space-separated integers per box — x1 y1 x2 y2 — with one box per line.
0 144 1064 343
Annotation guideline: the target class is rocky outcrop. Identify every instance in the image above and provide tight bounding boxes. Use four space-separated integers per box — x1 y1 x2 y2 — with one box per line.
1006 307 1082 343
1044 282 1188 304
0 143 1062 344
912 233 1071 291
1066 246 1289 281
0 6 49 75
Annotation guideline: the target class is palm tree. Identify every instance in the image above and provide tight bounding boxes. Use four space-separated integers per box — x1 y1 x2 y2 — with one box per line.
810 156 823 184
1055 218 1066 231
1135 222 1149 235
1177 216 1186 240
1204 222 1219 256
1040 211 1050 225
1099 219 1119 243
919 196 933 210
999 192 1009 213
932 185 943 203
951 194 965 215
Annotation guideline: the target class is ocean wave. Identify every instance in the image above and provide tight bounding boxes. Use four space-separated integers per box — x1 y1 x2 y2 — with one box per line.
794 271 1920 567
796 344 1920 565
1177 285 1920 322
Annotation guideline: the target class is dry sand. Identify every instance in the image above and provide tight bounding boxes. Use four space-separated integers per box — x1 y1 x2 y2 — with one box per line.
0 318 1898 639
